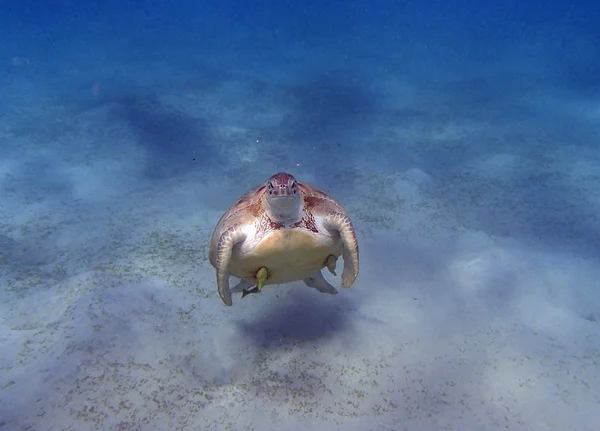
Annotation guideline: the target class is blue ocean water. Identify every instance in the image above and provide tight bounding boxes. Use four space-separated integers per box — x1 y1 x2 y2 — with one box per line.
1 1 599 430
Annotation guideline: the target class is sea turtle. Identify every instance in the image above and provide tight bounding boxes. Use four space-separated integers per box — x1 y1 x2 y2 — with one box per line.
208 172 359 306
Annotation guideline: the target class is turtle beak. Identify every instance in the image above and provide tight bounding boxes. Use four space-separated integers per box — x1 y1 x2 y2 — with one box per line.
271 185 294 197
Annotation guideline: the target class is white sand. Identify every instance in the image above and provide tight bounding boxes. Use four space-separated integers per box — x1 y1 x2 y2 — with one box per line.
1 38 599 431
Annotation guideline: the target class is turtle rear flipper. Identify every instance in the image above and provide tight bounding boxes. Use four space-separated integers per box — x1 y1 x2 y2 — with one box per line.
231 279 254 294
304 270 338 295
241 287 260 298
239 266 269 298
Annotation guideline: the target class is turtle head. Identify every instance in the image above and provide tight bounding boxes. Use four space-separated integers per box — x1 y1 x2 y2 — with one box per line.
266 172 298 198
265 172 302 224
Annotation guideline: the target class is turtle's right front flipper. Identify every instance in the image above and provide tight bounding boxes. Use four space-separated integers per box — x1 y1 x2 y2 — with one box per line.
215 227 247 306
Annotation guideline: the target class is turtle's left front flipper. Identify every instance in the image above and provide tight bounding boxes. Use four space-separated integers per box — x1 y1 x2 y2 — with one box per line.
325 213 359 288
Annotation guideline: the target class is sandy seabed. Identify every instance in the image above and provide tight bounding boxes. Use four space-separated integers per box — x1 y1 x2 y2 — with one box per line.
1 49 600 430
